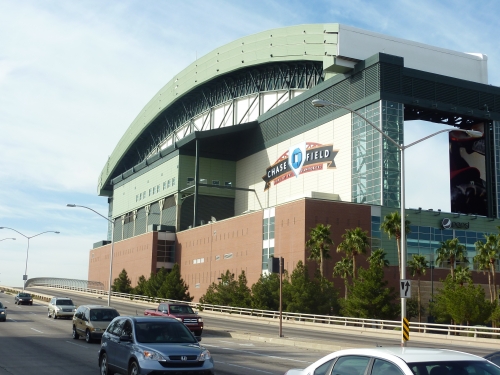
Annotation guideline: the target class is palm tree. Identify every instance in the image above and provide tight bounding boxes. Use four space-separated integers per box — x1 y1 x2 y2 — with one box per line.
333 256 353 299
454 265 472 286
367 249 390 268
407 254 428 324
336 227 370 278
305 224 333 278
435 238 468 279
381 211 411 278
479 233 500 300
475 238 494 302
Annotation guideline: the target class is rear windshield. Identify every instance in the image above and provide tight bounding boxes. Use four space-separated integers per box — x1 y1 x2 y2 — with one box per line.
56 300 74 306
407 360 500 375
135 321 196 344
90 309 119 321
170 305 195 314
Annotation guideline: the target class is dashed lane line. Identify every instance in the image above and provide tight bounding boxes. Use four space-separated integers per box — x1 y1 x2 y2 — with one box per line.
202 344 311 364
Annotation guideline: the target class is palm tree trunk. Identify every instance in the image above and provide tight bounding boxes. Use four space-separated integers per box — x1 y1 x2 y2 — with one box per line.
488 270 493 303
344 281 348 300
492 261 497 301
352 255 357 279
320 252 324 278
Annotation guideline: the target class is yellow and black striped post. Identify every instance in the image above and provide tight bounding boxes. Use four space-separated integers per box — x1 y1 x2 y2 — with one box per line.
402 318 410 342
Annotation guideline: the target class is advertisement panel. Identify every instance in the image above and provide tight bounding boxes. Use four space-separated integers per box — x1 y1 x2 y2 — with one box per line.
449 123 487 216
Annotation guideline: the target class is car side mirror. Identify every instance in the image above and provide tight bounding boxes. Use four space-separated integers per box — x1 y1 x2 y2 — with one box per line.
120 335 132 342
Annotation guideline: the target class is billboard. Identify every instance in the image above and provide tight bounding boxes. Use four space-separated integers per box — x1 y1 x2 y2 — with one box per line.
449 123 487 216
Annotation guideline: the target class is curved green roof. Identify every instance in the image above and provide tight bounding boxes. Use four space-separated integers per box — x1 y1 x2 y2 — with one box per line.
98 23 341 195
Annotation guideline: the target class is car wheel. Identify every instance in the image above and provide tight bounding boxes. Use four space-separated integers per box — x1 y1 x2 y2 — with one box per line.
72 325 79 339
194 330 202 336
85 329 92 343
53 312 57 319
100 353 109 375
128 361 139 375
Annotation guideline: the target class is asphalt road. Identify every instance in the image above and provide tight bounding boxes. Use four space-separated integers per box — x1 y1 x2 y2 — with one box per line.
0 290 327 375
1 287 497 375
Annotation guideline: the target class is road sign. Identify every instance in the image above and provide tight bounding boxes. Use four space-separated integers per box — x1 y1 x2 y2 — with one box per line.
400 279 411 298
403 318 410 341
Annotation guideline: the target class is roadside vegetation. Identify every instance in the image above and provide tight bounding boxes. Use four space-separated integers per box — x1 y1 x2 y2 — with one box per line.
113 212 500 327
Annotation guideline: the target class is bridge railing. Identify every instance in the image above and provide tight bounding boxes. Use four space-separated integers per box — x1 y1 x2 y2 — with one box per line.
21 281 500 340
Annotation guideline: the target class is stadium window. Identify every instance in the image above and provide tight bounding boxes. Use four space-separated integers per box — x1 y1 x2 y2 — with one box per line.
136 195 138 202
212 180 220 186
225 181 232 187
157 184 160 192
149 188 152 196
163 181 166 190
187 177 194 186
167 179 171 188
152 186 156 194
199 178 207 184
172 177 176 186
142 192 146 199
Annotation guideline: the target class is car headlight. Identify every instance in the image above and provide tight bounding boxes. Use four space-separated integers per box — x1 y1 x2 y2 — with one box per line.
175 317 183 322
198 318 203 323
30 299 33 302
199 350 211 361
0 311 5 315
143 350 166 361
54 307 60 311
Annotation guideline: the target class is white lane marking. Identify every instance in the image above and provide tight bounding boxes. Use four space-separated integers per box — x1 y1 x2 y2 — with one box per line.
8 318 17 322
65 340 89 349
238 343 255 346
216 361 274 374
202 344 311 364
31 328 44 333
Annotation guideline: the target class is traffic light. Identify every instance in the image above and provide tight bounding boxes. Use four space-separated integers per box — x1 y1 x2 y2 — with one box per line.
268 257 284 273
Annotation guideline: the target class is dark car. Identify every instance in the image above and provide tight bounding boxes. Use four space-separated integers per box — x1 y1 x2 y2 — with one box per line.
14 292 33 305
98 316 214 375
485 351 500 367
0 302 7 322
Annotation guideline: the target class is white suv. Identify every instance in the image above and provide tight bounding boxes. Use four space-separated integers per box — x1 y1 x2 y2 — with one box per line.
47 297 76 319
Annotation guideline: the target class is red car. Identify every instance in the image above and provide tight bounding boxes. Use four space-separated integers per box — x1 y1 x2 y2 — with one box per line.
144 303 203 336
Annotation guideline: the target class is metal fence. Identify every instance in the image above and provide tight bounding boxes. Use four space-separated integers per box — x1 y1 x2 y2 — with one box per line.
20 280 500 340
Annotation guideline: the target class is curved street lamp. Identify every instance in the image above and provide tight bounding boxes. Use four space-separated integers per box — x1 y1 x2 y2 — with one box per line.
311 99 482 346
67 204 115 307
0 227 60 290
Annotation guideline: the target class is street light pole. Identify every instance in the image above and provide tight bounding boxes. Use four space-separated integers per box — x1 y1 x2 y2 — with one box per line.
311 99 482 346
67 204 115 306
0 227 59 290
0 238 16 242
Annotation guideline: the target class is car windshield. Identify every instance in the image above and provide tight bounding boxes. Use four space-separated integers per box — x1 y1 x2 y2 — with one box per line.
19 293 31 297
408 360 500 375
135 321 197 344
56 300 74 306
89 309 119 322
169 305 195 314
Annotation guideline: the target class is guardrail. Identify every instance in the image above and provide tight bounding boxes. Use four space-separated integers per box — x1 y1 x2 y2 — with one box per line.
17 282 500 340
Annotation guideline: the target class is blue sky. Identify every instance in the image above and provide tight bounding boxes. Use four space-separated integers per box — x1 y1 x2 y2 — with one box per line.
1 0 499 287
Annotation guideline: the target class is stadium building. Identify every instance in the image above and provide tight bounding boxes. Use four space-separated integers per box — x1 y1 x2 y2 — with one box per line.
89 24 500 301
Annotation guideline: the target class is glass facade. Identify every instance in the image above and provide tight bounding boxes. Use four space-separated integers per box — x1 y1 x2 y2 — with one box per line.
494 120 500 218
352 101 403 208
262 208 275 271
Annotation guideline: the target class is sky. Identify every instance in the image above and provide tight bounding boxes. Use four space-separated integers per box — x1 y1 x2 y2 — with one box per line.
1 0 499 287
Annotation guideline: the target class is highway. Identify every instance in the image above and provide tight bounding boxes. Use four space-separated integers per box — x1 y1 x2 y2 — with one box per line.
0 287 496 374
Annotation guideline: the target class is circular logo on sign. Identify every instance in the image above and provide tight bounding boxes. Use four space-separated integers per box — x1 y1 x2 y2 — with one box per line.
291 148 303 169
442 218 452 229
